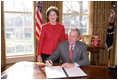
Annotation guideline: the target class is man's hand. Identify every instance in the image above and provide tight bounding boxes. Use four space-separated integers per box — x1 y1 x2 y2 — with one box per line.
45 60 53 66
37 55 42 62
61 63 75 68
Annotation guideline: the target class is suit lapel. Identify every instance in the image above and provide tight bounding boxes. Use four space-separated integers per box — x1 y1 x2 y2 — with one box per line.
65 41 70 62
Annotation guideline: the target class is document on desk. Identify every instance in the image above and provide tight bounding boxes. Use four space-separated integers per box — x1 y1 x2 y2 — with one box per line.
45 66 87 79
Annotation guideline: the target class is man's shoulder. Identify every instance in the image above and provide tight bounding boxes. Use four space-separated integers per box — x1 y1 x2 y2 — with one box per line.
76 41 87 46
59 40 68 45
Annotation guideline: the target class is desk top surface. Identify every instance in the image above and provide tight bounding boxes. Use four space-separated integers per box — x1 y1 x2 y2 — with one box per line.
1 61 116 79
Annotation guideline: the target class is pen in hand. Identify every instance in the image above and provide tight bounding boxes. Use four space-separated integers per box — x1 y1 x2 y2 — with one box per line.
46 60 53 66
48 60 52 64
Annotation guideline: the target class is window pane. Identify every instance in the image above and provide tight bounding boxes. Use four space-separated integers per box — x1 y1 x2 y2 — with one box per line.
24 28 33 40
63 15 71 28
79 15 88 27
5 13 14 26
4 1 33 12
24 14 33 27
63 1 71 13
15 28 23 40
70 15 79 27
24 41 33 53
5 28 15 40
16 42 24 54
6 42 15 55
79 29 87 36
15 14 23 26
82 2 89 13
63 1 88 13
63 15 88 28
4 1 15 11
24 1 33 12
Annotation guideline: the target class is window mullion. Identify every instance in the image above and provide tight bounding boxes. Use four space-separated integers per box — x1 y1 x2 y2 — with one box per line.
63 13 88 15
14 14 17 55
4 11 32 14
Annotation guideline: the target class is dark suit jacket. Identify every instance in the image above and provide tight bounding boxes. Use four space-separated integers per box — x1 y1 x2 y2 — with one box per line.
47 40 89 66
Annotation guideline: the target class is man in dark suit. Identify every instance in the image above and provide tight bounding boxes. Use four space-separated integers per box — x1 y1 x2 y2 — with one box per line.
46 28 89 68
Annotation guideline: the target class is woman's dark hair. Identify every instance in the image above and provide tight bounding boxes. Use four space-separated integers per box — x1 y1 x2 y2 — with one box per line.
46 6 59 17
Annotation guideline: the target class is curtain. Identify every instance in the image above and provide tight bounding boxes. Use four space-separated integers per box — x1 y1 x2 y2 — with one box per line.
1 1 6 72
89 1 117 65
34 1 37 61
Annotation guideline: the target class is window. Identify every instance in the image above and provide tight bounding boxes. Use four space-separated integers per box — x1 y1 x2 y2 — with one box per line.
4 1 34 56
63 1 89 36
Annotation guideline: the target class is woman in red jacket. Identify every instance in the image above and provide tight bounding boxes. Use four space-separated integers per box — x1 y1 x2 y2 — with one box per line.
37 6 66 62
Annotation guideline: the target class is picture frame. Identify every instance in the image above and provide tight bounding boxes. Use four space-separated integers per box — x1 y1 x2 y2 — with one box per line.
93 39 101 46
82 35 92 46
82 35 101 46
91 36 98 45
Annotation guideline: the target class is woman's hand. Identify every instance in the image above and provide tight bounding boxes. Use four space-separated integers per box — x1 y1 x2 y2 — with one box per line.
37 55 42 62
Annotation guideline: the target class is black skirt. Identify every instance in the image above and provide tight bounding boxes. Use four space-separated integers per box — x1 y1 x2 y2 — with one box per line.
41 53 60 63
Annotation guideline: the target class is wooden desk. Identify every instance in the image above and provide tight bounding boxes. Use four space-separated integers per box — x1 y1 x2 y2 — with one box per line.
1 61 116 79
87 46 105 65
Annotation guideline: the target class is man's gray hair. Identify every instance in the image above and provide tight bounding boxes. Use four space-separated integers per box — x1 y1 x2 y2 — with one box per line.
68 28 81 37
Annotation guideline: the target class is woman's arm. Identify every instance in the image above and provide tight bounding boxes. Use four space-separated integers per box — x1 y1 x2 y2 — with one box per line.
37 25 45 61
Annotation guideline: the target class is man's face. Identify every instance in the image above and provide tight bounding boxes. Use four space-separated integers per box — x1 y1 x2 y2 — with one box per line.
68 31 79 45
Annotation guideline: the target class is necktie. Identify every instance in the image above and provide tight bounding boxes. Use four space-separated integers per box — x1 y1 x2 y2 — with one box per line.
69 45 73 62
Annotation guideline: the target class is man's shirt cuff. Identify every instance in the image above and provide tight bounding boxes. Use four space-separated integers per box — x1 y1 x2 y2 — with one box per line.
74 62 80 67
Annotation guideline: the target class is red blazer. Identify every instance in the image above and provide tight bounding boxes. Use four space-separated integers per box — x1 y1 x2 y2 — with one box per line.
37 22 66 55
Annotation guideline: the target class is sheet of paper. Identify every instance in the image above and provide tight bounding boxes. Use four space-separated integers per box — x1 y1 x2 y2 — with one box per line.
45 66 66 78
45 66 87 78
64 67 87 77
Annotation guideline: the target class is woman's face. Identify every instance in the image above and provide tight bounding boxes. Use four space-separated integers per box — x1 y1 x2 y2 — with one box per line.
48 11 58 22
